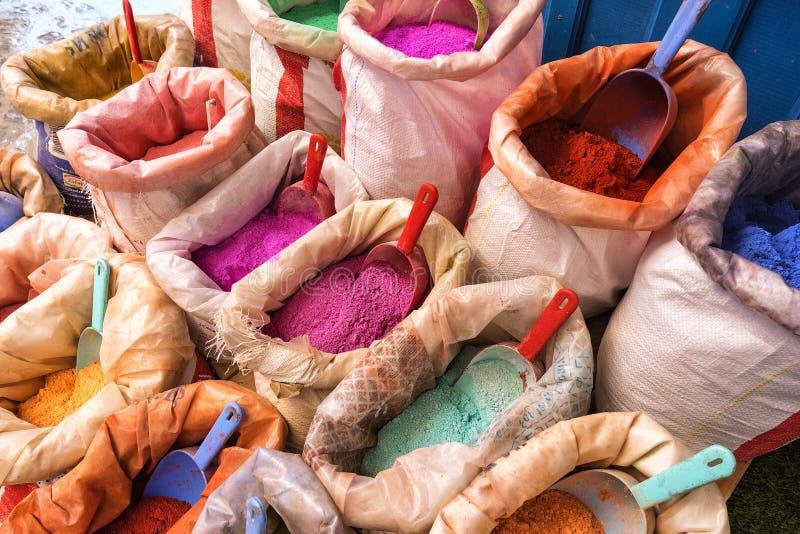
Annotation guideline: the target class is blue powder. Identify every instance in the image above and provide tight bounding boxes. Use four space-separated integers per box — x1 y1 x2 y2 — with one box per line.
722 195 800 289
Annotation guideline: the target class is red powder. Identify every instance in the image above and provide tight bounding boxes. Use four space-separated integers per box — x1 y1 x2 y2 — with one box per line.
521 119 666 202
0 304 22 323
98 496 191 534
264 253 414 353
492 490 604 533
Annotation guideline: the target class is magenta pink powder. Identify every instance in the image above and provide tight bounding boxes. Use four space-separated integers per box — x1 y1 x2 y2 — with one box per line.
377 21 479 59
193 206 321 292
264 253 414 353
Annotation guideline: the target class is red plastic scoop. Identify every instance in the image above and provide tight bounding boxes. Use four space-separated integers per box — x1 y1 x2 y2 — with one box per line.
277 134 336 220
123 0 158 83
453 288 579 390
362 183 439 314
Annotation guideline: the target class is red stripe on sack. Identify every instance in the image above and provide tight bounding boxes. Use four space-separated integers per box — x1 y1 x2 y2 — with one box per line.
332 54 347 156
192 0 218 67
0 483 38 522
463 145 495 233
733 410 800 461
275 48 310 139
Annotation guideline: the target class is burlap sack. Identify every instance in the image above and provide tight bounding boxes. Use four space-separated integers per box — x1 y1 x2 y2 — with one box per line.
596 121 800 460
193 448 353 533
467 40 746 317
215 198 470 450
146 130 368 366
1 381 287 533
0 215 196 484
0 148 62 219
336 0 545 226
303 276 593 533
239 0 342 148
432 412 729 533
58 67 268 253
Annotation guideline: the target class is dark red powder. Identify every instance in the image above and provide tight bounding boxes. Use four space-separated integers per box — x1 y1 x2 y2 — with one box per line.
0 304 22 323
98 496 191 534
521 119 667 202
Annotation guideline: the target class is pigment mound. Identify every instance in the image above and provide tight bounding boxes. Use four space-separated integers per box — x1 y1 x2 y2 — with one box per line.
16 362 105 427
360 346 522 477
98 496 191 534
194 203 321 292
0 303 22 323
722 195 800 289
265 253 413 354
491 490 604 534
377 21 479 59
521 118 667 202
280 0 340 31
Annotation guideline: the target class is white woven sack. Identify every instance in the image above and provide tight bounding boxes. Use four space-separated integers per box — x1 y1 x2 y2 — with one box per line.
465 165 650 317
337 0 545 227
596 225 800 458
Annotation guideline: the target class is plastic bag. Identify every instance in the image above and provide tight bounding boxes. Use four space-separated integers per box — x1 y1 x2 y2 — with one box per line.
432 412 729 533
146 130 368 369
193 448 353 533
467 40 746 317
2 381 287 533
239 0 343 148
596 121 800 460
214 198 470 450
303 276 593 533
0 148 62 219
336 0 545 226
0 14 195 215
58 67 268 253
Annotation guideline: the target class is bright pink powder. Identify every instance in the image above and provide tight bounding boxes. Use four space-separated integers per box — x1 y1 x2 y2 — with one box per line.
378 21 479 59
264 253 414 353
193 206 321 292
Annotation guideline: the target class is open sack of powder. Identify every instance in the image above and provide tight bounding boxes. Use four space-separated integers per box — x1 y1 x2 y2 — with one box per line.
0 214 196 486
2 381 287 532
147 130 368 373
336 0 545 227
214 198 470 451
431 412 729 533
238 0 343 148
57 67 268 252
466 40 746 317
302 276 593 533
0 147 63 221
194 448 353 533
596 121 800 461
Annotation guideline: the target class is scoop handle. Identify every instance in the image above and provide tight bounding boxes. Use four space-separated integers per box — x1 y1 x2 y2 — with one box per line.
397 183 439 256
631 444 736 509
304 134 327 195
122 0 142 64
516 288 579 361
92 259 110 333
647 0 710 75
246 497 268 534
192 402 244 471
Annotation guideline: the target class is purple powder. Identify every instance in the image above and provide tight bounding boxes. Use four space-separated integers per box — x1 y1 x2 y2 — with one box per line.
264 253 414 353
193 206 321 291
377 21 479 59
722 195 800 289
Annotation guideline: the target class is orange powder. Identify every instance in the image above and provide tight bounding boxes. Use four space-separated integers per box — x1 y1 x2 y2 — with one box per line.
17 362 106 427
492 490 604 534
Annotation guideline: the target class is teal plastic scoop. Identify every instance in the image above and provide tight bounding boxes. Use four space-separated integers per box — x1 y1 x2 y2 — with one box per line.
76 259 110 372
551 444 736 534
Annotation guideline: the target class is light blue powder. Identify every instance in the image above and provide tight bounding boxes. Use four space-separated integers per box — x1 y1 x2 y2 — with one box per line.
360 346 523 477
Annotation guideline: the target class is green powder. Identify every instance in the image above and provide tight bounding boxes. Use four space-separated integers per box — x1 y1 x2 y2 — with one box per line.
360 346 523 477
280 0 340 31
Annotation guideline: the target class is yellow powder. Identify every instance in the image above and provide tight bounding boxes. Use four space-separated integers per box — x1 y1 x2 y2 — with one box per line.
17 362 106 427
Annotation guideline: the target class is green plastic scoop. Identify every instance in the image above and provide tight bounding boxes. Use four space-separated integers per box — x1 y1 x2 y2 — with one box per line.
76 259 110 373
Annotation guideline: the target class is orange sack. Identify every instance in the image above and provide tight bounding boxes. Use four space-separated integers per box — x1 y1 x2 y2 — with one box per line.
1 381 287 534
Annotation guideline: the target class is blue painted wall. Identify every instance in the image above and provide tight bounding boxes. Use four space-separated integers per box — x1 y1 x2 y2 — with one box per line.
542 0 800 137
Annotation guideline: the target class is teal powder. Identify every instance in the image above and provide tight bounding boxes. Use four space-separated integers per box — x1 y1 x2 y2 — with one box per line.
280 0 340 31
360 346 523 477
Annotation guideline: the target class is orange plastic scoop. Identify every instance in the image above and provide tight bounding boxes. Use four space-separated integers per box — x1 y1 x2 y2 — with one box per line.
362 183 439 314
123 0 157 83
277 133 336 220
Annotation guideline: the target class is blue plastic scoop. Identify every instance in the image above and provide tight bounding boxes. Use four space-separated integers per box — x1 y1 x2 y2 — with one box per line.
0 192 24 232
143 402 244 505
246 497 268 534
